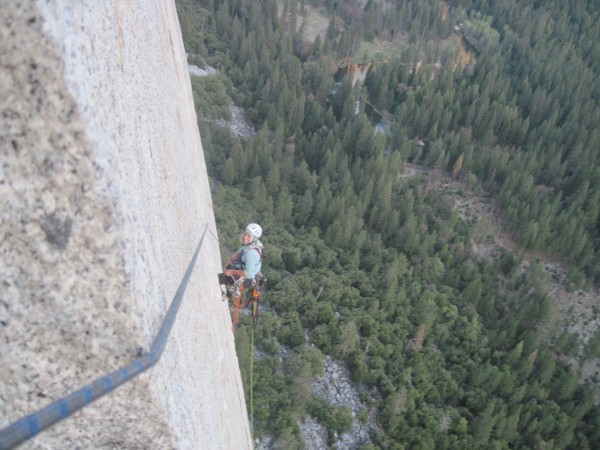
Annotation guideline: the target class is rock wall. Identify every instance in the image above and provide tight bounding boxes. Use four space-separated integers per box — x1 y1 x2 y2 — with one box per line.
0 1 251 449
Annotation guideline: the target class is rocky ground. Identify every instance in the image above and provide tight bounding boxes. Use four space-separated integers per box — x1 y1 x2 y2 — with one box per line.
188 64 255 139
309 355 379 449
254 352 379 450
229 105 255 138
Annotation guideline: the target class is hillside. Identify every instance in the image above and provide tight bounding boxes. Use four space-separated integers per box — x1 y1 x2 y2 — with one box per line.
177 0 600 448
431 170 600 395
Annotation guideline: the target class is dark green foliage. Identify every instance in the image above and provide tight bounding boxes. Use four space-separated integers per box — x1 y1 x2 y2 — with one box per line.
177 0 600 447
307 396 353 444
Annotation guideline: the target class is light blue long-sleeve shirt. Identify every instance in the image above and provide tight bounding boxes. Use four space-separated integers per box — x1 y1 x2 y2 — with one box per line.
237 244 262 278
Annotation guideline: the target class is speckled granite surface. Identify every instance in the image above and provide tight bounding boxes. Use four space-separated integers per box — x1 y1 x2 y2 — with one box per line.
0 2 251 449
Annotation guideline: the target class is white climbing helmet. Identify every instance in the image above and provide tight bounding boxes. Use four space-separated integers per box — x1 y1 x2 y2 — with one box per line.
245 223 262 240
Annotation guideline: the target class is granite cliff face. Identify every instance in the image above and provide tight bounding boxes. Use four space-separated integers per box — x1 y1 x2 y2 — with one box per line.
0 2 251 448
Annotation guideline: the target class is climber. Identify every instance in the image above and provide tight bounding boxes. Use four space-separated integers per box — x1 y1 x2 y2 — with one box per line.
218 223 263 297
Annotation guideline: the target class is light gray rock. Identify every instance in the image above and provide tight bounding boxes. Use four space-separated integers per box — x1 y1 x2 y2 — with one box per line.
0 1 250 449
312 356 379 450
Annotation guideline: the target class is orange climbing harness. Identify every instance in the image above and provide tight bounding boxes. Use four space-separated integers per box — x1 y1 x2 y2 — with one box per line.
229 276 262 331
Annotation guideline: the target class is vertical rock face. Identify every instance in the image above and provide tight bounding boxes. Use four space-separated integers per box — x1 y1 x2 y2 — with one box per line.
0 1 251 449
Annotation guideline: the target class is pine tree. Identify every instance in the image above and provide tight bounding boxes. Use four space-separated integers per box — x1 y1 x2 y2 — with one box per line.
452 154 464 179
293 188 313 226
472 400 496 445
275 186 294 224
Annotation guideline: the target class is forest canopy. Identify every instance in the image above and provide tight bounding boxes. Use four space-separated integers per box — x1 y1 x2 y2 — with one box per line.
177 0 600 448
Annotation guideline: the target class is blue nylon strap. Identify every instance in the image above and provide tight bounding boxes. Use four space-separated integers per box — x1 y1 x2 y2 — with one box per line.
102 378 113 392
25 417 38 436
83 387 93 404
58 400 69 419
118 367 130 383
0 224 209 450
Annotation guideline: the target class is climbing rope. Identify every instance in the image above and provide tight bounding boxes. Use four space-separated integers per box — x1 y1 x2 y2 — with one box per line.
250 319 255 437
226 276 263 438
